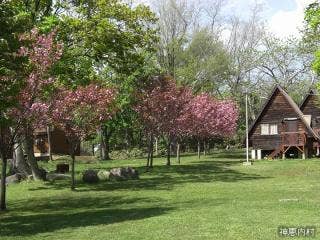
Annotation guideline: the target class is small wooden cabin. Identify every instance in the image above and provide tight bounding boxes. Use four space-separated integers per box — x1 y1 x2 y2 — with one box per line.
34 127 80 158
248 86 320 159
300 90 320 156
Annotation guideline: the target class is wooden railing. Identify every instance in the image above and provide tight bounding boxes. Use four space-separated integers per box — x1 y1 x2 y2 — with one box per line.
313 128 320 136
281 131 306 146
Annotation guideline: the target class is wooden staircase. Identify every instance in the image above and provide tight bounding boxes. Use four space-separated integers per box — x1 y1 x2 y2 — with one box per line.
268 147 283 159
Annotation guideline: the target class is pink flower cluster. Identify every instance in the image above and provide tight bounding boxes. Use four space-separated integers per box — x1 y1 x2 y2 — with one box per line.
184 94 239 139
51 84 116 140
8 28 63 132
136 76 239 140
7 28 117 143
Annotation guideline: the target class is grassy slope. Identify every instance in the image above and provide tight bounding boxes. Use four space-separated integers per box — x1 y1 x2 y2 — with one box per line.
0 151 319 240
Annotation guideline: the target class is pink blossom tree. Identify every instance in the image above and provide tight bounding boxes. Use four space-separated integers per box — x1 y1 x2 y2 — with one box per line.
135 76 192 167
136 76 239 166
51 84 116 190
184 93 239 158
9 28 63 179
0 28 62 210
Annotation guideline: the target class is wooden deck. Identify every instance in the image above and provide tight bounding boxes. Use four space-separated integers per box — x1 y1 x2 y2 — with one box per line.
269 131 307 159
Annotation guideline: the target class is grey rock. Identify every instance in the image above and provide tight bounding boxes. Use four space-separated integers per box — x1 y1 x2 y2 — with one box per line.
82 169 99 184
5 174 23 185
46 173 71 181
97 170 110 181
109 167 139 181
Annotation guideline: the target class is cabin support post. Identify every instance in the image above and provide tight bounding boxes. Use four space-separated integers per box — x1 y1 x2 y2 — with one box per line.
317 146 320 156
302 147 307 160
257 149 261 160
251 149 256 160
282 150 285 160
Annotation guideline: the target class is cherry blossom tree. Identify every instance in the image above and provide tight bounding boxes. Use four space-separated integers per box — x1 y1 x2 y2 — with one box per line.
184 93 239 158
51 84 116 190
9 28 63 179
136 76 239 166
135 76 192 167
0 28 62 210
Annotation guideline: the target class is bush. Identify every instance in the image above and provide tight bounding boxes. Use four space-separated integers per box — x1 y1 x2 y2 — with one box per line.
109 148 145 160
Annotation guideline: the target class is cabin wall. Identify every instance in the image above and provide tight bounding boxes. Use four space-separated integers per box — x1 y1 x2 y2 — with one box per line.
50 128 70 155
34 132 49 154
301 94 320 157
300 94 320 129
34 128 80 156
250 90 305 150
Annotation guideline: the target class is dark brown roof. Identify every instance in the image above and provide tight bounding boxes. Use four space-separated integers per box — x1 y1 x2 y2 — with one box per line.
299 89 317 110
248 85 319 140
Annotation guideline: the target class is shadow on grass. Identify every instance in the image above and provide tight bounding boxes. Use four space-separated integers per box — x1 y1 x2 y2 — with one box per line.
209 151 246 160
0 205 172 237
0 193 227 237
31 157 269 193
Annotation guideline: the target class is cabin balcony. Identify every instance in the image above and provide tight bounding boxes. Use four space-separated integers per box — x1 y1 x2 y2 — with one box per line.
281 131 306 147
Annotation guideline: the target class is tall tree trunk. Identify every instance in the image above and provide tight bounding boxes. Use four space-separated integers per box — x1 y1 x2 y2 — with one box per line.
92 144 95 156
47 126 53 161
150 134 154 168
69 140 78 190
146 134 155 169
0 157 7 211
146 135 151 169
13 140 31 177
155 137 158 156
197 140 201 159
0 125 10 210
166 137 171 166
146 149 150 169
24 132 44 180
177 142 180 164
138 130 143 149
203 140 206 156
100 126 111 160
207 141 210 155
71 151 75 190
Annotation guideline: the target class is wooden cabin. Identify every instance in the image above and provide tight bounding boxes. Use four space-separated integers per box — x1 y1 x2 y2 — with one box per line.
248 86 320 160
34 127 80 158
300 90 320 156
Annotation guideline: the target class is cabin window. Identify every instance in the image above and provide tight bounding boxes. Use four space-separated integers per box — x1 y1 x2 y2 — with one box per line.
261 124 269 135
260 123 278 135
270 124 278 135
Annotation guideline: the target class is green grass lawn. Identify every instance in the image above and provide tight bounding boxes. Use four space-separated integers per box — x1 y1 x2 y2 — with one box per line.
1 150 320 240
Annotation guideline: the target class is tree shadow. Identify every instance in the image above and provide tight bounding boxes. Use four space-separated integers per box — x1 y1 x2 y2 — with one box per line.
0 207 172 237
0 195 173 237
31 157 269 192
209 151 246 159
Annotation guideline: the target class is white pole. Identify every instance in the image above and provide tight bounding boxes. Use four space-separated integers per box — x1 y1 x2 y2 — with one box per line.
245 91 250 164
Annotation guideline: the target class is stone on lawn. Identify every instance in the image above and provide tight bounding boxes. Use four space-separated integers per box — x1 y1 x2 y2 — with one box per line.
46 173 71 181
56 163 69 173
2 173 24 185
109 167 139 181
82 169 99 183
97 170 110 181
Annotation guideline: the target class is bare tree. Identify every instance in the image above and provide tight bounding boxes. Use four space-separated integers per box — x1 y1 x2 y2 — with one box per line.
153 0 199 77
202 0 227 35
258 36 316 92
224 1 265 96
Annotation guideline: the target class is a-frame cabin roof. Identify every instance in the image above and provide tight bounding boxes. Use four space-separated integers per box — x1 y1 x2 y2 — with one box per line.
300 89 317 110
248 85 319 140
